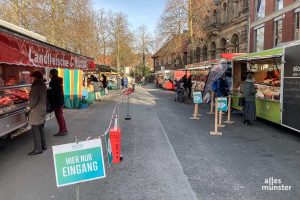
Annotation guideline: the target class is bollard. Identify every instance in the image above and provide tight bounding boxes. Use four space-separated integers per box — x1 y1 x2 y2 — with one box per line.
218 110 226 128
110 128 122 164
190 104 201 120
225 95 235 124
207 91 215 114
210 98 222 136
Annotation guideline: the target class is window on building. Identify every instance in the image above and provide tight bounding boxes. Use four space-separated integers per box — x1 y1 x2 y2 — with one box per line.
274 19 283 46
254 26 265 52
295 12 300 40
158 59 162 65
275 0 283 11
255 0 265 19
168 57 172 64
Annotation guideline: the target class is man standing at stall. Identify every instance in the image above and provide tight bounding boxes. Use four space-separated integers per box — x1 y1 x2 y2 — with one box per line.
216 75 228 97
48 69 68 136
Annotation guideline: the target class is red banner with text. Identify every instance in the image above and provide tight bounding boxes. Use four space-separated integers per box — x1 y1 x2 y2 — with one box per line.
0 30 94 69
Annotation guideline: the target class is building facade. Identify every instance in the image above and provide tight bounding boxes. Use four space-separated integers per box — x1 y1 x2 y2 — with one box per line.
188 0 249 64
152 34 188 72
249 0 300 53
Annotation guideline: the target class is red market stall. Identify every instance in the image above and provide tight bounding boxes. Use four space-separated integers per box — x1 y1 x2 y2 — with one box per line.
0 20 94 139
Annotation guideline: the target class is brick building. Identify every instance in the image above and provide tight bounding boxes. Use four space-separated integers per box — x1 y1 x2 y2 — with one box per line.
249 0 300 52
188 0 249 64
152 34 189 72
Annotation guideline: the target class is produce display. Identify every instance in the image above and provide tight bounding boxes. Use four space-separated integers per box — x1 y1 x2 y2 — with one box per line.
255 84 280 101
0 88 29 110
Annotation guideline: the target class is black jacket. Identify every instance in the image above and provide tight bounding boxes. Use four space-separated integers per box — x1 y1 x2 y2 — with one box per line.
48 76 64 109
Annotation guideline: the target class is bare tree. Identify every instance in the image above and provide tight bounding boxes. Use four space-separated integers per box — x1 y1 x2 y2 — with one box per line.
155 0 215 63
108 12 134 71
95 9 111 65
135 25 153 76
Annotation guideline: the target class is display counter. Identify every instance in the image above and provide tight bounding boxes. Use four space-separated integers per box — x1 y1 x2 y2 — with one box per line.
232 92 281 124
0 85 30 137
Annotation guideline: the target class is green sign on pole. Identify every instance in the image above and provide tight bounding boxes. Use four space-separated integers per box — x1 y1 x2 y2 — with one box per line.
217 97 228 112
52 139 106 187
193 92 203 104
104 129 113 166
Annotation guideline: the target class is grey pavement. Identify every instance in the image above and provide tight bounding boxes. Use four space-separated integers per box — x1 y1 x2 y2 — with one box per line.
0 86 299 200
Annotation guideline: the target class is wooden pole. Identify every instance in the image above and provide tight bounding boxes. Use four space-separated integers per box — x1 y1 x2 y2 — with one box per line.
225 95 235 124
190 103 200 120
207 91 215 114
218 110 226 128
210 98 222 136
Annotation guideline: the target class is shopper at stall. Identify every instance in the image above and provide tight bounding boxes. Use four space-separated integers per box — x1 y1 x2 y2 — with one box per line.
216 75 228 97
48 69 68 136
121 77 124 89
90 75 102 101
182 75 188 90
242 73 257 125
187 75 193 99
124 77 128 88
101 74 108 94
27 71 47 155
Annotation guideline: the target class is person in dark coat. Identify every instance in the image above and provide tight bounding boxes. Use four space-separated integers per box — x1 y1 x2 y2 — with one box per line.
101 74 107 88
48 69 68 136
216 75 228 97
187 75 193 98
28 71 47 155
182 75 188 90
242 73 257 125
101 74 108 94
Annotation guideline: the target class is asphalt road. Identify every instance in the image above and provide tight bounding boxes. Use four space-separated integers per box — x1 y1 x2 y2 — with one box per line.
0 86 299 200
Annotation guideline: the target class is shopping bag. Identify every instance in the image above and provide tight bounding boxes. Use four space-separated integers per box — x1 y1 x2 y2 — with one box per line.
238 97 245 106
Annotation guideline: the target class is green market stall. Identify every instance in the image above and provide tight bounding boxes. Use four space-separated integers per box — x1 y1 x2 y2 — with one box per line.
232 43 300 132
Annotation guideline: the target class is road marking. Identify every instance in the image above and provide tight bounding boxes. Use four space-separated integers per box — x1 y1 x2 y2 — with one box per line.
151 106 198 200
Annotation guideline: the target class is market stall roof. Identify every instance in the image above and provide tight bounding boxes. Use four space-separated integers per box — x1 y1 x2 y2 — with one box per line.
233 48 283 63
94 64 117 72
0 19 46 42
185 53 244 71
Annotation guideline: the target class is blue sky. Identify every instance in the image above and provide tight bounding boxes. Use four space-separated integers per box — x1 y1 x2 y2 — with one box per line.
93 0 166 34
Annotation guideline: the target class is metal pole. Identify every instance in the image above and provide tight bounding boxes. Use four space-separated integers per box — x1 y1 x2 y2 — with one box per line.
76 183 80 200
75 136 80 200
125 94 131 120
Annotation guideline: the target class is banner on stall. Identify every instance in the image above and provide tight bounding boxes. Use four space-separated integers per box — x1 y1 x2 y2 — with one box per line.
52 139 106 187
217 97 228 112
193 92 203 104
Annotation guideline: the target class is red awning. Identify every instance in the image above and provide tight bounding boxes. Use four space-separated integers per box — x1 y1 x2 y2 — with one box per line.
220 53 246 60
0 29 94 70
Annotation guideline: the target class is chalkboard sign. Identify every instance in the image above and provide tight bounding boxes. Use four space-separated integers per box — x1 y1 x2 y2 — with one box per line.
282 44 300 131
203 62 229 96
284 45 300 78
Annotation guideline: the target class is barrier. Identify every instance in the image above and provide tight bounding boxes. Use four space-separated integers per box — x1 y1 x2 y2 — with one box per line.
190 104 201 120
225 95 235 124
207 91 215 114
110 128 121 164
210 98 222 136
123 88 133 120
218 110 226 128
